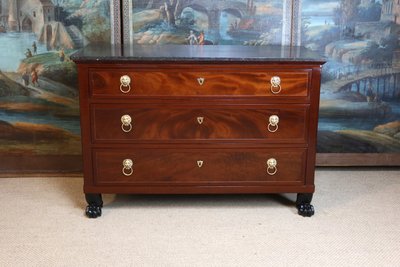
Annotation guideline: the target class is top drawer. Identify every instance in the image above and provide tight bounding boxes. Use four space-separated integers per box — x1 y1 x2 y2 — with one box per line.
89 67 311 98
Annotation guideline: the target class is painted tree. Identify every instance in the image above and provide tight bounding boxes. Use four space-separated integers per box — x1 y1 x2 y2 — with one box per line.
358 2 382 22
247 0 255 15
333 0 361 38
162 0 181 26
334 0 361 26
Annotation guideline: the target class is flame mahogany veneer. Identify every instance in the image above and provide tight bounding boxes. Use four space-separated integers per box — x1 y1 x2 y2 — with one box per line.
72 45 325 218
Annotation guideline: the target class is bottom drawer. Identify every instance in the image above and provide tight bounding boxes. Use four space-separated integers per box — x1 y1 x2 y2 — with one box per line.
92 148 307 186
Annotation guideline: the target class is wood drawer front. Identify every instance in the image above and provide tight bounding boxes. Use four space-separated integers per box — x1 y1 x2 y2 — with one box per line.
89 69 310 97
91 105 308 143
93 148 307 185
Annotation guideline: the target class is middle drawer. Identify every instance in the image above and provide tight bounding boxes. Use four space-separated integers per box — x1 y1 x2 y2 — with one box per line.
91 104 309 143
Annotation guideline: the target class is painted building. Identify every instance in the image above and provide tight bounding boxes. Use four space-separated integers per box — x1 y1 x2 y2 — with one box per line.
1 0 87 49
0 0 55 36
0 0 10 28
360 0 376 6
381 0 400 24
355 0 400 44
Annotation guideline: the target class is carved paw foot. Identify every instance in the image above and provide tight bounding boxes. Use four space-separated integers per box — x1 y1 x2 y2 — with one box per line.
85 204 102 218
297 203 315 217
85 193 103 218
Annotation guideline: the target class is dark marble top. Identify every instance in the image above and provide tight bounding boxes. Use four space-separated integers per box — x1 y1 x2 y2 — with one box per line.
71 44 326 64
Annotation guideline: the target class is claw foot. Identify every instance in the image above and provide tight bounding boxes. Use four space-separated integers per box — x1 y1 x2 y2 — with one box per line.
85 193 103 218
85 204 102 218
296 193 314 217
297 203 314 217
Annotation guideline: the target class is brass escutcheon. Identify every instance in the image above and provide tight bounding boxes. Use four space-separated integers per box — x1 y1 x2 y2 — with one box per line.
197 77 205 86
197 116 204 125
197 160 204 168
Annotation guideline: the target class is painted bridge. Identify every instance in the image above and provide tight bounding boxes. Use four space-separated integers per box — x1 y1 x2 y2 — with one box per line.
322 66 400 94
176 0 248 30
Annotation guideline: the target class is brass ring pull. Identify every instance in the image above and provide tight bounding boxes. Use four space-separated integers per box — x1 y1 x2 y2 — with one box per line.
122 159 133 176
121 114 133 133
120 75 131 93
197 77 205 86
268 115 279 133
266 158 277 176
270 76 282 94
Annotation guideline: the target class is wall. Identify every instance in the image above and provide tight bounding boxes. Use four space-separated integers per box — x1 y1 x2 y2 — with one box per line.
0 0 399 173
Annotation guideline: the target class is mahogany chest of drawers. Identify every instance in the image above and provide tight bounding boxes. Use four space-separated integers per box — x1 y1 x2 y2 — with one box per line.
72 45 324 218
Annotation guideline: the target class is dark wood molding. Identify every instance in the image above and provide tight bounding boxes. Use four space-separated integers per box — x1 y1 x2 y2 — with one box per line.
317 153 400 166
0 155 82 177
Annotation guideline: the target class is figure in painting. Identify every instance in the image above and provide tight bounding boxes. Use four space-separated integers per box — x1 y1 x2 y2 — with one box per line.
0 22 5 33
25 48 33 58
197 31 205 45
59 48 65 62
22 70 30 86
186 30 198 45
31 68 39 87
366 81 375 102
32 42 37 55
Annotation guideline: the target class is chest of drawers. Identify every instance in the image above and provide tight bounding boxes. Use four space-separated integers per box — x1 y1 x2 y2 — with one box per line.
72 45 324 218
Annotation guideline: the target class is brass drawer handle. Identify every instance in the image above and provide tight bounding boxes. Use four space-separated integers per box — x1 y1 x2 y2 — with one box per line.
197 77 205 86
122 159 133 176
270 76 282 94
197 116 204 125
268 115 279 133
121 114 133 133
266 158 277 176
120 75 131 93
197 160 203 168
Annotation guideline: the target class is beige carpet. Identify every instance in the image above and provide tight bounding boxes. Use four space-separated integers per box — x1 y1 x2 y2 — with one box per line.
0 168 399 266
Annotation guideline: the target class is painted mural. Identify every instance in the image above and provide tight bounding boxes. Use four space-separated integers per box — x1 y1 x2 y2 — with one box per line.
0 0 111 171
128 0 285 45
1 0 399 172
301 0 400 153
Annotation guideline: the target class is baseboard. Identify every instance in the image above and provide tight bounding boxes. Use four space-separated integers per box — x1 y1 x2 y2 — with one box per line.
317 153 400 166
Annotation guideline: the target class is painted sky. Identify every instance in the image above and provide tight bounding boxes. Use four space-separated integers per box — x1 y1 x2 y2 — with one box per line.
302 0 339 15
255 4 283 16
302 0 383 15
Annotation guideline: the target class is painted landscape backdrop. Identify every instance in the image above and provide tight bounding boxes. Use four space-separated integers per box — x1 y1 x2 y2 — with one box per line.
1 0 399 172
300 0 400 153
0 0 111 172
129 0 286 45
128 0 400 154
